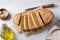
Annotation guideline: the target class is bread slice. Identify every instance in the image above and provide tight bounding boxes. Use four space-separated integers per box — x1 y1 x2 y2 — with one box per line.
13 13 22 32
31 12 41 28
13 13 22 26
28 13 35 30
37 8 54 24
19 16 24 32
24 14 29 30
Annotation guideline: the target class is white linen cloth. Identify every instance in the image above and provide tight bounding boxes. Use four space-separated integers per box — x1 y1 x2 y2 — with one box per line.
46 20 60 40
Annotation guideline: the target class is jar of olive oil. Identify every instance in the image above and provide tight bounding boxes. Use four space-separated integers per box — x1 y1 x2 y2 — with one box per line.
0 24 14 40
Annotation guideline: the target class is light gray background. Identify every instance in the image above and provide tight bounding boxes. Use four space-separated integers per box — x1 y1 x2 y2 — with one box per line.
0 0 60 40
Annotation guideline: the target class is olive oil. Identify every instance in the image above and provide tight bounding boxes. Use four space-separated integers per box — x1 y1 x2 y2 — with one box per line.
0 24 14 40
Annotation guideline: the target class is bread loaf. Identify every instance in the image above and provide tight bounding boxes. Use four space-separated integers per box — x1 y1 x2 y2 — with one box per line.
13 7 54 33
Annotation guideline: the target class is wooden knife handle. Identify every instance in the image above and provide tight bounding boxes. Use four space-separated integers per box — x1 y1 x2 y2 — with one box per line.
42 4 55 8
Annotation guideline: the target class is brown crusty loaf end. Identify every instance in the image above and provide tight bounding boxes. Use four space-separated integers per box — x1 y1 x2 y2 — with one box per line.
37 8 54 24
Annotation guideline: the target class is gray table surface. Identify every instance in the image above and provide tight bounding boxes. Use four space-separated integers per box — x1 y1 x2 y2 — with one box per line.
0 0 60 40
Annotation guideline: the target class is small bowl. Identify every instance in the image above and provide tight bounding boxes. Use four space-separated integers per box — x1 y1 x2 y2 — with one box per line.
0 8 9 20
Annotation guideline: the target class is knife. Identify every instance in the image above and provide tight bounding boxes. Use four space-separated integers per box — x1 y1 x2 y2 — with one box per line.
25 4 55 11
